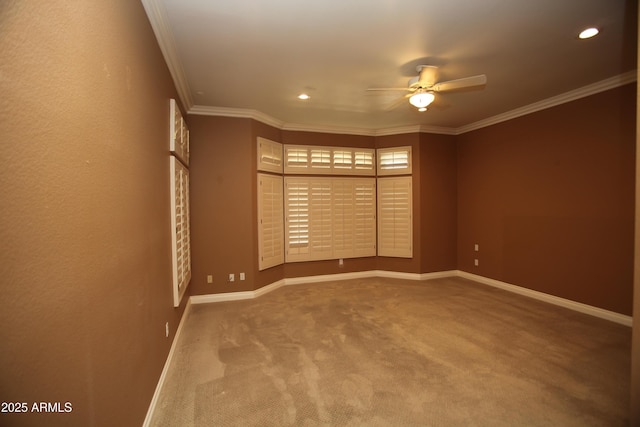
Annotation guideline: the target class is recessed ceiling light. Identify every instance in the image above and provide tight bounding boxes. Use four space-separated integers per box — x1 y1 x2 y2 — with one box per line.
579 27 599 39
298 93 310 100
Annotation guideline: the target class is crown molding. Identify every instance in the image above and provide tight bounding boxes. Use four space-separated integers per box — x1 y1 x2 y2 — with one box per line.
187 71 637 137
280 122 376 136
188 106 457 136
188 105 285 129
141 0 193 110
456 70 638 134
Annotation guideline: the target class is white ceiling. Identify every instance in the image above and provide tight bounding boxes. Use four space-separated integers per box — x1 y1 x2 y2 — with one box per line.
142 0 637 134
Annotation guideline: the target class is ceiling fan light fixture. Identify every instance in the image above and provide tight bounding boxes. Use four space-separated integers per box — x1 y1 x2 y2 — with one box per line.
418 107 427 112
298 93 310 100
409 90 435 109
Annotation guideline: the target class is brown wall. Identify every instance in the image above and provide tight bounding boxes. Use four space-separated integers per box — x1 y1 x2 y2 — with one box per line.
419 133 458 273
0 2 187 426
457 84 636 315
189 116 257 294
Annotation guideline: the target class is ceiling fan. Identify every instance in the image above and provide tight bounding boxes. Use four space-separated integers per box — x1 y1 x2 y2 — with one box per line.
368 65 487 112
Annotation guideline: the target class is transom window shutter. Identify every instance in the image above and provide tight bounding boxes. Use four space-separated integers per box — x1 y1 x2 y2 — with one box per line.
169 99 189 166
377 146 412 175
257 137 283 173
377 176 412 258
310 150 331 169
333 150 353 169
284 145 375 176
285 147 309 170
257 173 284 270
354 151 374 170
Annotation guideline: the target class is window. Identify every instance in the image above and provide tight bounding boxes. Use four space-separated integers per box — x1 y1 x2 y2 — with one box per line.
333 179 376 258
257 137 283 173
354 151 374 170
257 173 284 270
284 177 376 262
169 99 189 166
377 146 412 175
284 145 375 176
310 149 331 169
377 176 412 258
170 156 191 306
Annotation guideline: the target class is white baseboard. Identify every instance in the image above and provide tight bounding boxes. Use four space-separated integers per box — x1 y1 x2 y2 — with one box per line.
142 299 193 427
456 270 632 327
190 269 632 327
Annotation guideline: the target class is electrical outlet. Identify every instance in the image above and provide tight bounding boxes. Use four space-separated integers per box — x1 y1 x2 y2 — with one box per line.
474 244 479 251
240 272 245 281
339 258 344 267
207 275 213 283
165 322 169 338
474 259 479 267
228 273 235 282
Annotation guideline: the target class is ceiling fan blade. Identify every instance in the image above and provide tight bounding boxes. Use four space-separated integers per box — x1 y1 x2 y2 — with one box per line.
385 94 411 111
431 74 487 92
367 87 413 92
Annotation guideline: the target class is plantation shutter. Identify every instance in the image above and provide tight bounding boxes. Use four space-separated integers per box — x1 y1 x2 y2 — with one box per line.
354 150 374 172
257 137 283 173
308 179 333 260
333 178 376 258
285 178 310 261
257 173 284 270
377 176 412 258
377 146 412 175
332 179 355 257
169 99 189 166
170 156 191 306
353 180 376 257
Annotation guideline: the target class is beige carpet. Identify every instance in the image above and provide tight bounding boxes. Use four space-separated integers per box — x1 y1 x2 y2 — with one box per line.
149 276 631 426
